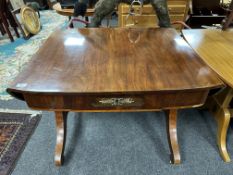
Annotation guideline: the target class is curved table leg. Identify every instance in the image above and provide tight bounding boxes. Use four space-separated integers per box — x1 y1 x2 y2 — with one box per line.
166 109 181 164
209 87 233 162
54 111 68 166
215 108 231 162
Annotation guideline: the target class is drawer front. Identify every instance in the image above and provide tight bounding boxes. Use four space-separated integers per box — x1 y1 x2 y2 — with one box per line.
119 14 184 28
23 90 209 111
168 5 186 14
120 4 155 14
167 0 188 14
170 14 185 21
120 15 158 27
119 1 187 14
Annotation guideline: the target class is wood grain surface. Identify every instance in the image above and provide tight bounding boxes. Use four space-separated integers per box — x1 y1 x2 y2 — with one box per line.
7 28 222 96
182 29 233 88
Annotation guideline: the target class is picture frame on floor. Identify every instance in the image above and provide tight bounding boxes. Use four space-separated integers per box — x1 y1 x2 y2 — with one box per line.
11 8 31 39
8 0 31 39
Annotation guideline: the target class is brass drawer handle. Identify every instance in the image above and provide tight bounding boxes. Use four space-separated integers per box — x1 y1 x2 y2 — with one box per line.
92 97 144 107
99 98 134 106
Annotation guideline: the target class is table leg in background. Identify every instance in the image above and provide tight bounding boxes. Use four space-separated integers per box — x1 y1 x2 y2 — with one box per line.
209 87 233 162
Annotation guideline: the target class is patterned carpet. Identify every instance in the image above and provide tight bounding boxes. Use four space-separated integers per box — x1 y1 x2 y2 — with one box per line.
0 10 67 101
0 111 41 175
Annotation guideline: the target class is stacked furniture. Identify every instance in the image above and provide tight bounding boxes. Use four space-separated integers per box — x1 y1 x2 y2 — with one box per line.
188 0 225 28
118 0 190 30
222 0 233 30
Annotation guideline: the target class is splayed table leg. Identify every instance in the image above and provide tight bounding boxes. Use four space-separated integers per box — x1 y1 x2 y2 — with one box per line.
210 87 233 162
54 111 68 166
166 109 181 164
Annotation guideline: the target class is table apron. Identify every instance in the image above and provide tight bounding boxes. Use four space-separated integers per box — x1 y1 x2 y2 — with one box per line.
23 90 209 111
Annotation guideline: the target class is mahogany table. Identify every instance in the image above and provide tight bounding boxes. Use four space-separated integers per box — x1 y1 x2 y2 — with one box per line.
7 28 222 166
182 29 233 162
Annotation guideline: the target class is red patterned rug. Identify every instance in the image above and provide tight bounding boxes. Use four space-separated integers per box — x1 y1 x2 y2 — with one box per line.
0 112 41 175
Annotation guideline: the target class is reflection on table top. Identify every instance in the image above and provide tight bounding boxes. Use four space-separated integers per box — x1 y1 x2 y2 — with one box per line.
7 28 222 94
182 29 233 88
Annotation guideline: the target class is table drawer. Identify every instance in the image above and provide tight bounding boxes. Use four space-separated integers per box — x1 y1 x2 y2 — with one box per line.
170 14 185 21
23 90 209 111
168 5 186 14
119 4 155 14
119 14 158 27
119 2 187 14
167 1 187 14
119 14 184 28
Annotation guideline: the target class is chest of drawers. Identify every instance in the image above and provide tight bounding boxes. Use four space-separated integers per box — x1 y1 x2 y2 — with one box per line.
118 0 190 30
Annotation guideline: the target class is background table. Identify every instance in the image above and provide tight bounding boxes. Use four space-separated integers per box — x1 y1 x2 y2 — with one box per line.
182 29 233 162
7 28 222 166
52 2 94 18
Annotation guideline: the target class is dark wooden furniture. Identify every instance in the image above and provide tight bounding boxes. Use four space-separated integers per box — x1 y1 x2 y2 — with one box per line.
222 0 233 30
52 2 94 17
49 0 95 9
182 29 233 162
7 28 222 166
0 19 6 35
0 0 20 42
118 0 190 30
188 0 226 28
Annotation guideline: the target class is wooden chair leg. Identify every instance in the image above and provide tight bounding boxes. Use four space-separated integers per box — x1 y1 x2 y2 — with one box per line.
0 22 5 35
13 26 20 38
11 9 28 39
0 15 14 42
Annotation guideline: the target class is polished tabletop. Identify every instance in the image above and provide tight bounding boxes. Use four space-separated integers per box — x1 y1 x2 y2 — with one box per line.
182 29 233 88
7 28 222 95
